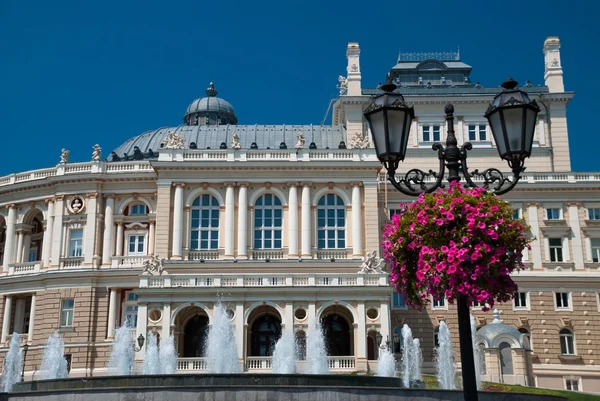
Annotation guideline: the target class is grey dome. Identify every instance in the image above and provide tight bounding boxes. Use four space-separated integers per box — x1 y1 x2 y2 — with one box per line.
475 310 528 349
183 82 238 125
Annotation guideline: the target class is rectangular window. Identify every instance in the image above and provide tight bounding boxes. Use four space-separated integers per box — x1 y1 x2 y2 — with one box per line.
392 293 406 309
514 292 528 308
546 208 562 220
388 209 402 219
556 292 570 309
422 125 441 142
60 299 74 327
68 229 83 257
512 208 521 219
549 238 563 262
566 379 579 391
28 249 38 262
128 235 145 255
130 204 147 215
588 208 600 220
472 301 485 309
127 292 139 302
468 124 487 141
125 305 138 328
432 296 446 308
591 239 600 263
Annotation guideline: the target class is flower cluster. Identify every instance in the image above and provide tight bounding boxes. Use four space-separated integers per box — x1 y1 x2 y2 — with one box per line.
381 182 532 311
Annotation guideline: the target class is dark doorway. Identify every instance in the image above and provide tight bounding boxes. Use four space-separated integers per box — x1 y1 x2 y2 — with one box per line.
322 315 351 356
250 314 281 356
183 315 209 357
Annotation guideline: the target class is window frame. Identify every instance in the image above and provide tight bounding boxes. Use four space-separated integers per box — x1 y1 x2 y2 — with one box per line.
392 293 407 309
467 123 488 142
565 377 581 391
554 292 572 311
513 291 530 310
126 233 147 256
316 193 346 250
421 124 442 143
559 328 576 355
68 228 84 258
60 298 75 327
253 193 283 250
432 295 447 310
128 203 148 216
189 194 220 251
588 208 600 221
545 208 563 220
590 238 600 263
548 237 564 262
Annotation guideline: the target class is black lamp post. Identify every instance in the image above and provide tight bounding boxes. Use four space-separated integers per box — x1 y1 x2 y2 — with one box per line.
365 77 539 401
134 334 145 352
21 343 29 382
375 332 391 351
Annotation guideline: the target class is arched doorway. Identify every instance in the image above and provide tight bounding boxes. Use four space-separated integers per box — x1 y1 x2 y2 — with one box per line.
499 342 513 375
250 313 281 356
322 314 351 356
183 314 209 357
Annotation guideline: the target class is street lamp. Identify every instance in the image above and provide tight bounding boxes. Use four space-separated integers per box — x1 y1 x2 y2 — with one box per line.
365 77 539 401
375 332 391 351
21 343 29 382
134 334 145 352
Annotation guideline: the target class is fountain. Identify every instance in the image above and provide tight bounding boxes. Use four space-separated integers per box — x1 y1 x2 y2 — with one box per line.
159 335 178 374
2 332 23 392
272 331 296 374
401 324 414 387
306 319 328 374
436 320 457 390
411 338 423 382
40 331 68 380
471 315 482 390
206 303 240 373
108 324 135 375
142 332 161 375
376 346 396 377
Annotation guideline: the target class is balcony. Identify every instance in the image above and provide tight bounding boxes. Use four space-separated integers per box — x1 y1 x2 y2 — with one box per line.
250 250 285 260
59 257 84 268
176 356 356 374
183 250 220 261
141 272 388 289
8 261 40 275
111 255 151 268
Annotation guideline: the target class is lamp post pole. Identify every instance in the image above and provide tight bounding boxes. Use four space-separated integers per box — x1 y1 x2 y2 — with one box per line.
21 343 29 382
364 77 539 401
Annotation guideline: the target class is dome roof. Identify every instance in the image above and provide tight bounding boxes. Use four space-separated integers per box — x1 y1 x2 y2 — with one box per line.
183 82 238 125
475 310 528 349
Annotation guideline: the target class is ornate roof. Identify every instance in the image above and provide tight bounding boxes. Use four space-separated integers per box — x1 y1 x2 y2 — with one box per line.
183 82 238 125
475 310 528 349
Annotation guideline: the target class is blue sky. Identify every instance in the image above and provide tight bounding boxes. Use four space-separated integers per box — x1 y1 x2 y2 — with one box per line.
0 0 597 175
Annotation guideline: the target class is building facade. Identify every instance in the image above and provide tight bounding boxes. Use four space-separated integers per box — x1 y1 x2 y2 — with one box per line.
1 36 599 393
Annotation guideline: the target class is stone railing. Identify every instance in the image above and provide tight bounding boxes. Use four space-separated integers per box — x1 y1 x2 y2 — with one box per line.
328 356 355 371
176 358 208 372
0 161 155 188
184 250 220 261
244 357 355 373
250 250 285 260
111 255 151 268
380 172 600 185
315 249 351 260
59 257 84 268
246 357 272 371
8 261 41 275
141 273 388 289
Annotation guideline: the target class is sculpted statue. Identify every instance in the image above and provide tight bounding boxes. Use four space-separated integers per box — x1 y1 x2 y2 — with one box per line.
143 254 165 275
60 148 70 164
338 75 348 95
161 131 185 150
358 249 386 274
350 131 370 149
231 132 241 149
91 144 102 161
295 130 306 149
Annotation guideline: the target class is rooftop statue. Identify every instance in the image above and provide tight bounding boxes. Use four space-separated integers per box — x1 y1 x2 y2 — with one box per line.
358 249 386 274
295 130 306 149
350 131 370 149
161 131 185 150
91 144 102 161
60 148 70 164
231 132 241 149
338 75 348 96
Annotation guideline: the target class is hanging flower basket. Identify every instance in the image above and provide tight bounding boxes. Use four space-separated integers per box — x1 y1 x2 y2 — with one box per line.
382 182 533 311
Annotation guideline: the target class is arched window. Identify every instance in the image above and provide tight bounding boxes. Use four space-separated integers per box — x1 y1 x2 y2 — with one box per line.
190 194 219 250
317 194 345 249
250 314 281 356
560 328 575 355
393 326 403 354
254 194 282 249
518 327 532 350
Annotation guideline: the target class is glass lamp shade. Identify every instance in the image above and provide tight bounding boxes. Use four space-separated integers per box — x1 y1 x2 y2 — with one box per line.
137 334 145 348
485 78 540 163
376 332 383 347
364 85 415 165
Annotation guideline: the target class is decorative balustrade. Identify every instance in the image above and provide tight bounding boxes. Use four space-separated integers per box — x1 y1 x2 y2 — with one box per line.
112 255 151 268
315 249 350 260
59 257 84 268
328 356 355 370
177 358 208 372
250 250 285 260
186 250 219 261
246 357 272 371
8 262 41 275
142 273 387 289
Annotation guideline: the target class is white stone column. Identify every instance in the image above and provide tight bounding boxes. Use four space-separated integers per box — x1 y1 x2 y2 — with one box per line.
115 222 124 257
42 200 54 268
224 183 235 258
1 296 13 343
284 302 294 338
14 298 25 334
235 303 244 363
22 234 31 263
15 230 25 263
237 184 248 259
148 221 156 255
569 203 584 269
84 194 98 265
527 204 543 269
135 303 148 360
379 301 391 344
107 289 119 339
356 302 367 359
3 205 16 271
27 294 36 342
307 302 316 332
162 304 171 339
288 183 299 258
351 183 363 257
301 183 312 258
101 196 115 265
171 183 184 259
